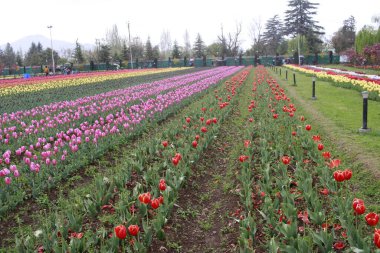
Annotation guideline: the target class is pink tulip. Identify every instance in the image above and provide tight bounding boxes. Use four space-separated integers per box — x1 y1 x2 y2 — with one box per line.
4 177 11 185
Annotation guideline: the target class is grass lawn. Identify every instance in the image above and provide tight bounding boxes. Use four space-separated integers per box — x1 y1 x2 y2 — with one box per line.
272 66 380 212
321 64 380 76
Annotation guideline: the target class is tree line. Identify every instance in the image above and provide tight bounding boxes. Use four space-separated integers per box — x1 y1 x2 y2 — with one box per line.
1 0 380 70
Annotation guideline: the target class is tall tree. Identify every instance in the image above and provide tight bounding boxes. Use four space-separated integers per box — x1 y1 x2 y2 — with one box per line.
16 50 23 66
219 23 242 57
249 18 265 55
131 37 144 60
98 43 111 63
183 30 192 58
160 30 172 58
3 43 16 67
106 24 122 60
145 37 154 60
355 25 377 53
74 39 85 64
152 45 160 59
263 15 284 55
332 16 356 53
284 0 324 53
207 42 221 58
172 40 181 59
24 42 44 66
193 33 206 58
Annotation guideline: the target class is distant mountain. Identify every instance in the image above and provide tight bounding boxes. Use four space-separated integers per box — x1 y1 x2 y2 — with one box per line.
1 35 94 53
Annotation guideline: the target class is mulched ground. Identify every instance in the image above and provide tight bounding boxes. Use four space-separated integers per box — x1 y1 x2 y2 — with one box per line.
150 107 244 253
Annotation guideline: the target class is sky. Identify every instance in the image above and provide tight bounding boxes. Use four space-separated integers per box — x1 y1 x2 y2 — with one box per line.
1 0 379 51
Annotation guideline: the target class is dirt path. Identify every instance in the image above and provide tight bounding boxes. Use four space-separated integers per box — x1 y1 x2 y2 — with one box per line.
150 87 249 253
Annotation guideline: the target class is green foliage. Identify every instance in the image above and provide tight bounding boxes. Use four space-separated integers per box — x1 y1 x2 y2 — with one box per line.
332 16 356 53
193 33 206 58
355 25 380 53
284 0 324 52
171 40 181 59
74 39 85 64
263 15 284 55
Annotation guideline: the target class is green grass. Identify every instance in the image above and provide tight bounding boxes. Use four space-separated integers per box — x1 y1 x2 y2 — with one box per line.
272 67 380 212
321 64 380 76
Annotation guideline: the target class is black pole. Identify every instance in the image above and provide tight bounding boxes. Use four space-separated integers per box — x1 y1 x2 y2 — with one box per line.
363 96 368 129
293 73 296 85
360 91 370 132
286 70 288 80
312 78 316 100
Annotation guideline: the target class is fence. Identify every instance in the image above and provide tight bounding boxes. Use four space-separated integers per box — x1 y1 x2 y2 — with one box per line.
0 55 341 78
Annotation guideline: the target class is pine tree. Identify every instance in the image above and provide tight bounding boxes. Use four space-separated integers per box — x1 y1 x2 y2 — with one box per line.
284 0 324 53
172 40 181 59
145 37 154 60
3 43 16 67
263 15 284 55
74 39 85 64
193 33 205 58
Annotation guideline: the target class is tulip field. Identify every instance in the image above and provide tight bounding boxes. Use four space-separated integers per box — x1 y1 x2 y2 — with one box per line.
1 66 380 252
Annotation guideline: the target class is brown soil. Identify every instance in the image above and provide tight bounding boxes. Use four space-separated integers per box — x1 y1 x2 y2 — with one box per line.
150 108 244 252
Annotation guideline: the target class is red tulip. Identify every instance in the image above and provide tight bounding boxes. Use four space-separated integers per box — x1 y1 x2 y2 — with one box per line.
114 225 127 239
273 114 278 119
192 140 198 148
128 225 139 236
159 179 166 191
213 117 217 123
186 117 191 123
281 156 291 165
353 200 366 215
353 198 364 209
239 155 249 163
365 212 379 226
320 188 329 195
333 242 345 250
305 125 311 131
291 131 297 136
162 141 168 148
312 135 321 142
138 192 151 204
201 127 207 133
206 119 212 125
150 198 160 209
200 117 204 122
329 159 341 169
195 135 200 140
172 157 179 166
374 228 380 248
244 140 251 148
317 143 324 151
322 151 331 159
343 169 352 180
333 170 345 182
249 118 254 122
300 116 305 121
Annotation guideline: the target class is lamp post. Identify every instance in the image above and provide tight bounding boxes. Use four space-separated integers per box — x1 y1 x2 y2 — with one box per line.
47 25 55 74
128 21 133 69
311 77 317 100
359 91 370 132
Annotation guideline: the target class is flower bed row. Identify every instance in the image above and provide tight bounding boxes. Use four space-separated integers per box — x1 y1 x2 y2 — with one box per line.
284 64 380 100
236 66 379 251
0 68 186 96
0 66 242 218
12 67 251 252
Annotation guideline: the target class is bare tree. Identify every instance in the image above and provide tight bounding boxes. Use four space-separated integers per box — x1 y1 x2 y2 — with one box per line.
106 24 123 60
160 30 172 59
217 23 242 58
183 29 192 58
249 18 265 55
